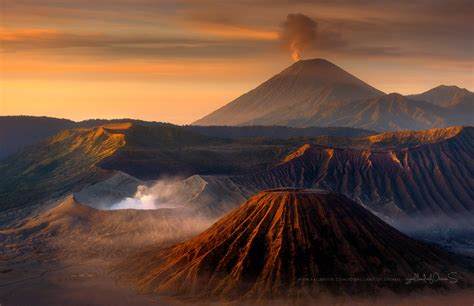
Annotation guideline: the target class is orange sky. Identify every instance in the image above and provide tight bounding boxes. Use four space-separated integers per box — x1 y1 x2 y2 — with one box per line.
1 0 473 124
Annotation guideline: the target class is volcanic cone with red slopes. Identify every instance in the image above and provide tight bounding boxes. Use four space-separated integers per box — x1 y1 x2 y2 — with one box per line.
116 189 472 300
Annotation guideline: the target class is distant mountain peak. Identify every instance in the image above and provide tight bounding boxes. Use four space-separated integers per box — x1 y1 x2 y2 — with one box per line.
193 58 383 126
383 92 407 102
408 84 473 108
193 59 473 130
279 58 372 86
432 84 470 92
284 58 337 71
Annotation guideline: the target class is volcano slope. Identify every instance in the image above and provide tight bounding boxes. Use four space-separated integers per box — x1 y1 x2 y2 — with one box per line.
0 123 133 226
177 126 474 256
116 189 472 302
0 195 213 306
225 126 474 221
0 120 373 223
193 58 384 126
193 59 473 130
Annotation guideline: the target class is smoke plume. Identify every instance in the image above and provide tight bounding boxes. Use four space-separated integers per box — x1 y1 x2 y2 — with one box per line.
279 13 317 61
109 177 197 210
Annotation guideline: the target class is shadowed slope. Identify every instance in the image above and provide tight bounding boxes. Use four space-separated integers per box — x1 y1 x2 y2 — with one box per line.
0 116 76 159
230 126 474 219
408 85 473 107
408 86 474 127
301 93 448 131
116 190 471 301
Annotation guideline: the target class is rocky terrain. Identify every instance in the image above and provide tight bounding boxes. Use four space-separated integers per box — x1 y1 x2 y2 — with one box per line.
171 126 474 227
1 119 473 305
0 120 376 223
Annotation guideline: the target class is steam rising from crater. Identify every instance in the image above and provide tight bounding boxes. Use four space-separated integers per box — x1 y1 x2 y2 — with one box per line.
109 177 202 210
279 13 317 61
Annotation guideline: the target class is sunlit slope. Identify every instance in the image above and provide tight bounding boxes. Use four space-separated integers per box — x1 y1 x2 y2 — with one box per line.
0 124 130 221
0 115 376 161
0 122 295 222
2 122 471 226
116 189 472 300
230 126 474 219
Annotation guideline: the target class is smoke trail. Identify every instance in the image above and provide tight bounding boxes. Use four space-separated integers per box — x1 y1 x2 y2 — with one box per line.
279 13 317 61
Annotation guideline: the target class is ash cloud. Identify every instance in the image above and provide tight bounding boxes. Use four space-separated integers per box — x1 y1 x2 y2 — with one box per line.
279 13 318 61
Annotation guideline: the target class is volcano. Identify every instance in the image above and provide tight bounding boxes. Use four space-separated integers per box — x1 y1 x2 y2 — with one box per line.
116 189 471 301
194 59 471 130
193 59 384 126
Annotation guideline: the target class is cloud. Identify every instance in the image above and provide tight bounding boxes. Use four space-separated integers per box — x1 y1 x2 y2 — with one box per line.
1 0 472 84
187 12 278 40
0 28 274 59
279 13 318 61
2 0 473 64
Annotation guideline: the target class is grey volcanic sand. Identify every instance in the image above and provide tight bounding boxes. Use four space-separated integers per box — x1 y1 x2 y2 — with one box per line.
0 259 171 306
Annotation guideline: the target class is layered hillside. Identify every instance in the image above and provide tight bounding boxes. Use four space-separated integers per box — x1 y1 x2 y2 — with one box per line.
180 127 473 220
0 115 375 160
0 116 155 160
0 123 131 224
304 126 468 151
116 190 470 300
0 120 376 226
2 121 472 229
364 126 467 148
228 126 474 220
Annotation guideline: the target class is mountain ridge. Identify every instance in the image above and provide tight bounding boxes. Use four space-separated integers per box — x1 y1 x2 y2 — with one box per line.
193 59 473 130
0 115 375 160
408 85 473 107
189 126 474 220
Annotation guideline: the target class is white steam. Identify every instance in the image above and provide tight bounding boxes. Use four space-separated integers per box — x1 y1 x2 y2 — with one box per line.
110 185 160 210
108 176 206 210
